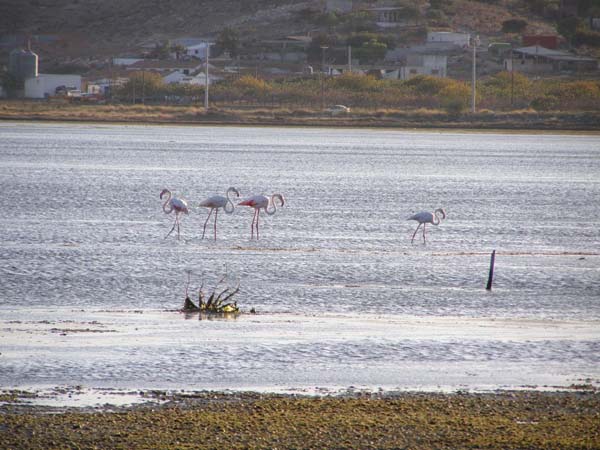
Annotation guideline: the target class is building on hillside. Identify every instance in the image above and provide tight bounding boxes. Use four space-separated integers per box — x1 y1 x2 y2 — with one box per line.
255 36 311 62
324 0 355 13
170 38 212 59
504 45 598 73
427 31 470 48
112 57 145 67
400 54 447 80
84 77 128 96
24 74 82 98
522 35 560 49
127 59 203 75
162 66 222 85
385 41 463 64
368 7 412 28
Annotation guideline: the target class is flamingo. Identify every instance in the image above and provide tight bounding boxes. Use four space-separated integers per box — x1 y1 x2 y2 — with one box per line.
198 187 240 240
238 193 285 239
408 208 446 243
160 188 189 240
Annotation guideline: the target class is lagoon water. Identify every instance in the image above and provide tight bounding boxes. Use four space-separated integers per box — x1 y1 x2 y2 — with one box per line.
1 122 599 399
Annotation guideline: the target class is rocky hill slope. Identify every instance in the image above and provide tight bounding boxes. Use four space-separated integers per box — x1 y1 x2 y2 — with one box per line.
0 0 564 62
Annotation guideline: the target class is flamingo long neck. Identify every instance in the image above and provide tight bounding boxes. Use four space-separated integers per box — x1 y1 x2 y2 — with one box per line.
224 188 237 214
265 197 277 215
432 209 445 225
162 190 173 214
266 194 283 215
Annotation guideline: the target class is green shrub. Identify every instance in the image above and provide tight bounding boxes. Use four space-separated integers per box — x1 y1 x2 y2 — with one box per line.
574 29 600 47
531 95 560 110
501 19 528 33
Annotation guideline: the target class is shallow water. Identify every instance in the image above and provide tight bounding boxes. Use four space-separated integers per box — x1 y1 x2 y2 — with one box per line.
1 122 599 399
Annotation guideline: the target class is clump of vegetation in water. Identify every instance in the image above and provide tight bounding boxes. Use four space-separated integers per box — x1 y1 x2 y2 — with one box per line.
182 269 240 314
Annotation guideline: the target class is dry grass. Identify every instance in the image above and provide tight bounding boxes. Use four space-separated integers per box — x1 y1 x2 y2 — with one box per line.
1 100 600 131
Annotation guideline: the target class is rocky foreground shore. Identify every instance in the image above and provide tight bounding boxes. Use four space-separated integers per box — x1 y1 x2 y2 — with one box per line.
1 390 599 449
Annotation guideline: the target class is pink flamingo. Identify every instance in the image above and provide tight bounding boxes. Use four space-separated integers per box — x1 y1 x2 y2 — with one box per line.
160 189 189 240
238 193 285 239
198 187 240 240
408 208 446 243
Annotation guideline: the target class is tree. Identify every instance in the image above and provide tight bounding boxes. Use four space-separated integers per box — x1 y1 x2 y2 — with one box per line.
307 34 336 64
118 71 165 102
0 71 21 97
557 16 581 42
352 39 388 64
150 41 171 60
216 27 240 58
170 43 187 60
502 19 528 33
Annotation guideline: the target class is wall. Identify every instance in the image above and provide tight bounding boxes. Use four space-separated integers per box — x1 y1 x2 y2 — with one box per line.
24 74 82 98
427 32 470 47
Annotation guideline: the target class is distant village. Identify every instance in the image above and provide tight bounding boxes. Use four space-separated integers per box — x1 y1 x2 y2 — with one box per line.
1 0 599 106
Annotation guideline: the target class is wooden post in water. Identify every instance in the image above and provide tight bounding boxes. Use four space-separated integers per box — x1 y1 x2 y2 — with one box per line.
486 250 496 290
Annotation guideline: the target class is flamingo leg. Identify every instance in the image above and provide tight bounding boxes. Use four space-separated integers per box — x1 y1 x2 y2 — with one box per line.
250 209 257 239
213 208 218 240
256 210 260 240
422 223 427 243
202 209 213 239
411 223 422 243
176 212 181 240
165 214 178 239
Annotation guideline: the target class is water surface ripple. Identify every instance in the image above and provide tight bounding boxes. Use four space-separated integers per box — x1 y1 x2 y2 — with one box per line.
1 123 599 394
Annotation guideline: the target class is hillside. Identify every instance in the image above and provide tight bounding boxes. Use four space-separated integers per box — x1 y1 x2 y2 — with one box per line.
3 0 597 84
1 0 318 58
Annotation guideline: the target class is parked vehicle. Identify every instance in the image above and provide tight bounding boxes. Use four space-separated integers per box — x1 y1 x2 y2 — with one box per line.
326 104 351 115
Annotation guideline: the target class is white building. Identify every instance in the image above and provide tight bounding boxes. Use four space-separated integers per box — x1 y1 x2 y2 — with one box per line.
400 54 447 80
427 31 470 48
112 57 144 67
162 69 221 85
369 7 411 28
170 38 212 59
185 43 209 59
24 74 82 98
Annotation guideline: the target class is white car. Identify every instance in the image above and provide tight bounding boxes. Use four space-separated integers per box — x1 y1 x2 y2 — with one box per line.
327 105 351 115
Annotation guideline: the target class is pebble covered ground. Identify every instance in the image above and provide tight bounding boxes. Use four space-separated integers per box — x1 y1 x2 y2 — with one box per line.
1 390 599 449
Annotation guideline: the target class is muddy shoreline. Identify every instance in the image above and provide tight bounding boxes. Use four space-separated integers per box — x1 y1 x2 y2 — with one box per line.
1 389 599 448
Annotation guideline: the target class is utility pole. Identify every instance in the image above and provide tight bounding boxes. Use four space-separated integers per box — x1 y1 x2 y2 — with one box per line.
320 45 328 74
348 45 352 73
510 48 514 107
471 35 480 114
204 42 213 109
320 45 328 111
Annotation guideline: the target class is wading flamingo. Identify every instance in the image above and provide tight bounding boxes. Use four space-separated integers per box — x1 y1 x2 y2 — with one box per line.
238 193 285 240
408 208 446 243
160 189 189 240
199 187 240 240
